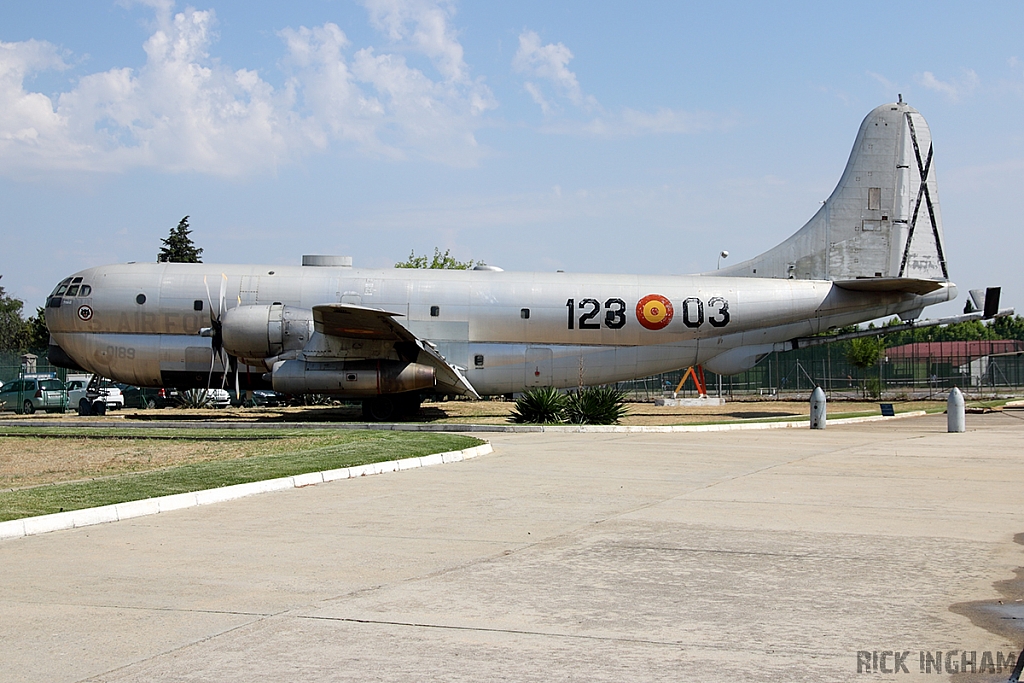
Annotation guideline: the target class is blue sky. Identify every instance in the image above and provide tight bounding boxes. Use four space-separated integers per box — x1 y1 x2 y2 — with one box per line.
2 0 1022 317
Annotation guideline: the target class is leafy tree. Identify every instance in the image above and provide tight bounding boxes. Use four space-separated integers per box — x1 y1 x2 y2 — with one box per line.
24 307 50 353
157 216 204 263
991 315 1024 342
845 335 883 369
0 275 28 352
395 247 479 270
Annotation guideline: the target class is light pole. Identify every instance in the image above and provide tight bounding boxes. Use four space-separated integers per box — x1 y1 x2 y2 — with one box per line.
718 250 729 270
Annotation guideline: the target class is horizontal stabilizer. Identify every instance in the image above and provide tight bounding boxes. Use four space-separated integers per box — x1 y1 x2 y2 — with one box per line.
832 278 945 295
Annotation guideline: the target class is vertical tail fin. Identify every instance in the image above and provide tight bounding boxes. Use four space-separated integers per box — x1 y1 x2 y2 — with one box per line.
717 101 949 282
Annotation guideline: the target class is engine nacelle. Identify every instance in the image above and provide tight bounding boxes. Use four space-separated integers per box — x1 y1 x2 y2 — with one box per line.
272 360 435 396
222 304 314 362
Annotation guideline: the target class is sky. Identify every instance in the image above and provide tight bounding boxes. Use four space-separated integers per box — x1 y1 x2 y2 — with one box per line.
1 0 1022 318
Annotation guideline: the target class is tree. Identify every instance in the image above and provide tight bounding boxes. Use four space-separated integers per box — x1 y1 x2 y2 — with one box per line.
24 307 50 353
0 275 28 352
395 247 479 270
845 335 883 369
157 216 204 263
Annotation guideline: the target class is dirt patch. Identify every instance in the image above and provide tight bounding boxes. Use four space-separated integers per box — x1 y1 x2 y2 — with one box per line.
0 435 305 490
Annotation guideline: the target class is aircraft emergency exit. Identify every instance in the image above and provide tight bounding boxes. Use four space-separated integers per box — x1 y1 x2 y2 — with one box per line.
45 101 972 419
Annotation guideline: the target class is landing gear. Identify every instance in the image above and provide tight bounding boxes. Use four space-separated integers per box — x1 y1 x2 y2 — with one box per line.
361 393 422 422
77 398 106 416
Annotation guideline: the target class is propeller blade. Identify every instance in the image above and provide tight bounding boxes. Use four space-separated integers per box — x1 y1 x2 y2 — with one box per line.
234 361 241 401
219 273 227 319
203 275 215 316
207 347 216 392
220 350 230 390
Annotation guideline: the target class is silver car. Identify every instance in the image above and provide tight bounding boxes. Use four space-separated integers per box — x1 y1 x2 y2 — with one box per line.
0 377 67 414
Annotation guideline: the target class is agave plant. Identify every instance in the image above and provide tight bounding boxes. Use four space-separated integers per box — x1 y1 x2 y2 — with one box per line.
563 386 629 425
177 388 212 409
509 386 567 424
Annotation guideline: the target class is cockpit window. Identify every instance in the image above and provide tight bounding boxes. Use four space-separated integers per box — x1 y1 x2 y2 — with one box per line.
66 285 80 296
50 278 72 296
71 277 83 284
80 285 92 296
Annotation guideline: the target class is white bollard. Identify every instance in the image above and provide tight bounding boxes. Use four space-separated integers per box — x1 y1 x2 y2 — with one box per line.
810 386 826 429
947 387 965 433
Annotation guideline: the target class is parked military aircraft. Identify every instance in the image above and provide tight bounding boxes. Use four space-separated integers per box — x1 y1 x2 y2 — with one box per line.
44 101 976 419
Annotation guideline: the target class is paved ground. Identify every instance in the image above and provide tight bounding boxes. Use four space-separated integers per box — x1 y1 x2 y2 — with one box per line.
2 412 1023 682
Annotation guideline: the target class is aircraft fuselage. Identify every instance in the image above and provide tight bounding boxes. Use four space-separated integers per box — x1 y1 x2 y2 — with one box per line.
45 262 952 396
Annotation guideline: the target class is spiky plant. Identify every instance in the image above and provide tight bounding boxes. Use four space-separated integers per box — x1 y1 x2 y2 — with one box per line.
177 389 212 409
563 386 629 425
509 386 567 424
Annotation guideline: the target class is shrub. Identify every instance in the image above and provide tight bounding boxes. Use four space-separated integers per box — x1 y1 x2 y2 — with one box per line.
509 386 567 423
177 389 212 409
564 386 629 425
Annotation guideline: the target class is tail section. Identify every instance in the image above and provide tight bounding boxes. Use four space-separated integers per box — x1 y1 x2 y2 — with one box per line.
716 100 949 282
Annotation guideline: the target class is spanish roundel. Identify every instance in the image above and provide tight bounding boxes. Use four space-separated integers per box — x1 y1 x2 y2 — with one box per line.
635 294 673 330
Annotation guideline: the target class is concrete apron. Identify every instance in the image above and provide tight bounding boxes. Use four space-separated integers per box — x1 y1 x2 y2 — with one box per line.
1 412 1022 682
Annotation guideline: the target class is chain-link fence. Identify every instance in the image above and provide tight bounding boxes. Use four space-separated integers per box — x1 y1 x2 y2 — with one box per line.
614 341 1024 401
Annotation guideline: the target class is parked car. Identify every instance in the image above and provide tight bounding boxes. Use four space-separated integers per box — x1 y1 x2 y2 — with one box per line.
0 377 67 414
118 385 180 409
67 376 124 413
249 389 285 407
207 388 232 408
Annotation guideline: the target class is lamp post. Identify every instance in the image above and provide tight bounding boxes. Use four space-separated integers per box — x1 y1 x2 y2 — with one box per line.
718 250 729 270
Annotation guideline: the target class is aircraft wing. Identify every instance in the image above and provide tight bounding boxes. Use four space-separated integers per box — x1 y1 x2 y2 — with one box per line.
312 303 415 341
832 278 946 295
311 303 480 399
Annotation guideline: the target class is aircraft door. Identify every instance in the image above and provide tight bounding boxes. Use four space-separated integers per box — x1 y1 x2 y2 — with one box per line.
524 346 553 387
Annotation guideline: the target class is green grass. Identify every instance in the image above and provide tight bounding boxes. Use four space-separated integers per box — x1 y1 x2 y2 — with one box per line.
0 429 483 522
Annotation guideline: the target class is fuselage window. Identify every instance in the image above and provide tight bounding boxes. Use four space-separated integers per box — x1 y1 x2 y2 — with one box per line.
521 308 530 319
430 305 440 317
136 293 147 305
194 300 204 311
474 354 484 367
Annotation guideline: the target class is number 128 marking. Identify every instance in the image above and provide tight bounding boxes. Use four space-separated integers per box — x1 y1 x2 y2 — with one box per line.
566 298 626 330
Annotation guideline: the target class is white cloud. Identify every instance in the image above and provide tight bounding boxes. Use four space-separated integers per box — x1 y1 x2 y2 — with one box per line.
513 30 595 111
361 0 467 83
0 0 496 177
512 29 719 138
0 40 73 151
918 69 979 103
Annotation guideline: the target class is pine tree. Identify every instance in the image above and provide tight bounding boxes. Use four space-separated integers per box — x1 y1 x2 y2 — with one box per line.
157 216 204 263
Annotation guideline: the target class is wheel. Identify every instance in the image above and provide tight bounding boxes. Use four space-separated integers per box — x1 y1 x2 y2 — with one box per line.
362 396 397 422
92 401 106 416
22 400 35 415
146 399 157 410
361 394 421 422
78 398 93 416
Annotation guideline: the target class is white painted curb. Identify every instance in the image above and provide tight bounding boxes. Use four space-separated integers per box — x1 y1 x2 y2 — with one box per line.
0 443 492 542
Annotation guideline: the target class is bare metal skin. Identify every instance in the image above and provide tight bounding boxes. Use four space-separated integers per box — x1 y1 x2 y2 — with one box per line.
45 102 955 405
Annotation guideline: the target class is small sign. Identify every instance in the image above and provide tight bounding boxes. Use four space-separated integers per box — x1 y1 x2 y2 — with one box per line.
880 403 895 416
